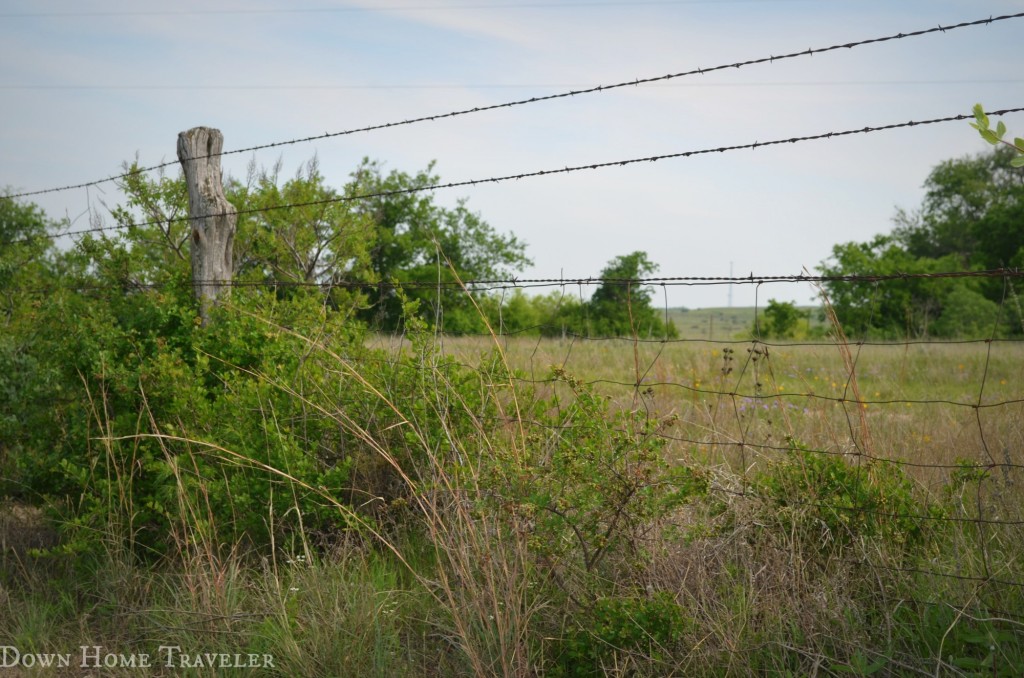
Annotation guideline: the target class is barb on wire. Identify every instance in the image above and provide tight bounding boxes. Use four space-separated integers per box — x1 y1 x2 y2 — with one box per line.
8 267 1024 307
21 107 1024 243
6 11 1023 200
11 267 1024 292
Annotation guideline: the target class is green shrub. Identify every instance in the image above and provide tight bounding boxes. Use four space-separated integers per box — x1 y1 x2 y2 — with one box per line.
754 439 940 554
8 281 374 558
553 592 687 677
489 368 707 581
887 601 1024 677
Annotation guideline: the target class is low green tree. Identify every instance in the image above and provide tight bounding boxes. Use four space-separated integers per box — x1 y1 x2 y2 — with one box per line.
343 159 532 331
229 157 375 301
755 299 802 339
818 143 1023 338
0 194 63 496
929 285 1000 337
564 251 677 338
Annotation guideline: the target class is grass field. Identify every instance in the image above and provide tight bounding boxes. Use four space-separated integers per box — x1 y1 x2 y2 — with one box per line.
667 306 758 340
3 331 1023 676
426 333 1023 487
666 306 824 340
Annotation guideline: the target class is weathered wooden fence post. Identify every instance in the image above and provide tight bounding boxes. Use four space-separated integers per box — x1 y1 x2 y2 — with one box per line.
177 127 236 325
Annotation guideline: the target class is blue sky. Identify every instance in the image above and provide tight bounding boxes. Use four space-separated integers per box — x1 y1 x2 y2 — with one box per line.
1 0 1021 309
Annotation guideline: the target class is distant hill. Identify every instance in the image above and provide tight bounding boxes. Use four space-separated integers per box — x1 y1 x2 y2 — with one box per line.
666 306 824 341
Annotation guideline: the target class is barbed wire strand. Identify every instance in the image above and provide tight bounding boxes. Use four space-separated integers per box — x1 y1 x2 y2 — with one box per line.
14 106 1024 244
9 267 1024 295
6 12 1023 200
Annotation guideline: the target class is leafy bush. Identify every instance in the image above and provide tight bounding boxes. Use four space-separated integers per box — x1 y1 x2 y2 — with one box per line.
888 601 1024 677
9 281 371 557
553 592 688 677
488 368 708 582
754 298 804 339
819 145 1024 338
754 439 940 554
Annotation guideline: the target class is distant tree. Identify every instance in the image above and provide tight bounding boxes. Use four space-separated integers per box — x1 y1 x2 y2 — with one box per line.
0 192 57 298
818 235 962 338
229 157 375 287
343 159 532 331
930 285 1000 337
756 299 801 339
890 145 1024 274
567 251 677 338
819 145 1023 338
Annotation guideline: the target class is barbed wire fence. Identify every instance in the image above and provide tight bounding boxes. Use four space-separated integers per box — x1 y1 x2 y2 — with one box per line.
397 281 1024 641
3 9 1023 665
6 10 1022 202
7 267 1022 606
6 166 1024 666
9 106 1024 246
28 268 1014 601
5 221 1023 657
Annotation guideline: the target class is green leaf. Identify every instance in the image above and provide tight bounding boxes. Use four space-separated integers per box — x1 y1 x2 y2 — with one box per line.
972 103 989 128
952 656 982 669
861 657 888 675
992 628 1017 643
1014 137 1024 150
961 630 989 644
831 654 887 676
996 120 1007 138
1011 156 1024 168
980 129 1000 145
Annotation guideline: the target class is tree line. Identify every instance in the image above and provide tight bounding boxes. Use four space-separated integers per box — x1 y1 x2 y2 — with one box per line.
815 145 1024 339
3 143 1020 346
750 144 1022 340
15 156 672 339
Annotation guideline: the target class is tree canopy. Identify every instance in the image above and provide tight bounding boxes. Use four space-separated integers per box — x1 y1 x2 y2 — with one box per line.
343 159 531 332
755 299 804 339
99 158 674 338
105 156 531 332
818 146 1023 338
579 251 677 338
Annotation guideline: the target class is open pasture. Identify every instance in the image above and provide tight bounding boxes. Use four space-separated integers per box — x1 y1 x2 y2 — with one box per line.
381 333 1024 493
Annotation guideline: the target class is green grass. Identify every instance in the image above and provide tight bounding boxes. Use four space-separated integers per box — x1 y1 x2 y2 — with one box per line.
666 306 826 340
